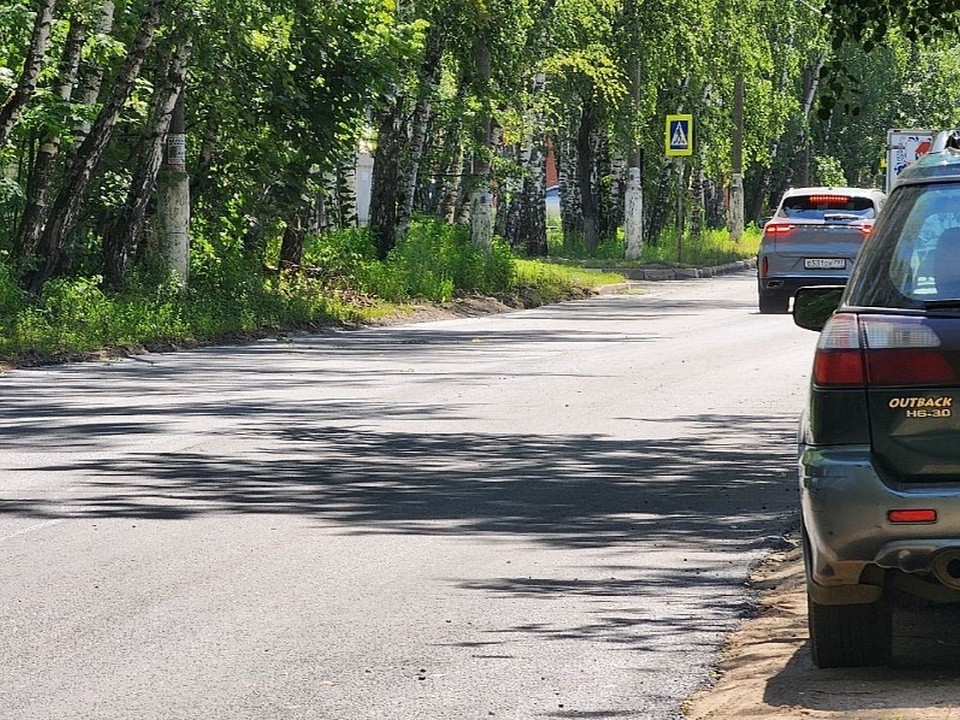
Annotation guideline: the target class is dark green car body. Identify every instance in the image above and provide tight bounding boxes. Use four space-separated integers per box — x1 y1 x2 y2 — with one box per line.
796 134 960 668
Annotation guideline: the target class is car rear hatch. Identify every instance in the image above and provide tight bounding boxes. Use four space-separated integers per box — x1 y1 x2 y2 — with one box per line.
767 193 874 272
860 314 960 483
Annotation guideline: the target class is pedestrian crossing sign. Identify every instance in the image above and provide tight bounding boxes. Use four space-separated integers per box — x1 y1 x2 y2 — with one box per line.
665 114 693 157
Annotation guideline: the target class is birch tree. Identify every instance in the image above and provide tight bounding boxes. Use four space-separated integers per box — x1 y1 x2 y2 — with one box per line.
0 0 56 147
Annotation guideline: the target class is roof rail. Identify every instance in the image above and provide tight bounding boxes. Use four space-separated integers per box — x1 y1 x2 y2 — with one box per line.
932 129 960 153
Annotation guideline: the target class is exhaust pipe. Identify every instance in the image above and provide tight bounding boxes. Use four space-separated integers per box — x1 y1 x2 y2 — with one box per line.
933 552 960 590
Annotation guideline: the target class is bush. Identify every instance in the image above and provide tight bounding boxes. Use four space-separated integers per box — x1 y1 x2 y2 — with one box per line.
371 219 516 302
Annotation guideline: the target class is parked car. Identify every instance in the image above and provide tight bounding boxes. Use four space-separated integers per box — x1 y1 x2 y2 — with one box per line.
757 186 886 313
794 130 960 668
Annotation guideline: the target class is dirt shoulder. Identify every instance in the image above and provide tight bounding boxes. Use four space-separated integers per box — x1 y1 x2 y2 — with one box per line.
684 535 960 720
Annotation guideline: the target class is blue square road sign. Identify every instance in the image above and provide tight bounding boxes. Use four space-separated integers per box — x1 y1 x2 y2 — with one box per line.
665 114 693 157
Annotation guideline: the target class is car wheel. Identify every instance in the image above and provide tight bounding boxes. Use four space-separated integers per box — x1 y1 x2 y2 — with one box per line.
758 291 789 314
807 594 892 668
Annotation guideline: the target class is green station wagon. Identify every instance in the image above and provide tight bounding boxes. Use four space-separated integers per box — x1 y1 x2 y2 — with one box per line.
795 131 960 667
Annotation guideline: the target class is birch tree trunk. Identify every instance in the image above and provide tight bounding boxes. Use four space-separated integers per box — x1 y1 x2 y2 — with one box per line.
517 133 547 256
397 30 443 236
27 0 163 292
783 55 826 189
689 160 705 242
558 128 583 244
437 128 464 222
102 36 192 289
335 161 357 228
505 72 548 256
577 102 600 252
72 0 115 151
607 147 626 236
468 36 494 253
0 0 57 147
644 162 674 245
368 98 404 260
16 16 85 264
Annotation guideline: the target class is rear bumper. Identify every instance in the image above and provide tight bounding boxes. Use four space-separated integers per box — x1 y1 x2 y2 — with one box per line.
799 444 960 597
758 275 849 298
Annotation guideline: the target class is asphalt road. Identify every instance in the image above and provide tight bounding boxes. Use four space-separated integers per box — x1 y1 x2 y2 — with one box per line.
0 272 818 720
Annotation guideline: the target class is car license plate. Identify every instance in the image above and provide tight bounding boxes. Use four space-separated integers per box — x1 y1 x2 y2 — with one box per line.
804 258 845 270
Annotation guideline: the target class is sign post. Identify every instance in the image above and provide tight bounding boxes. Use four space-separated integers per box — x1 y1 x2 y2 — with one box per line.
666 114 693 261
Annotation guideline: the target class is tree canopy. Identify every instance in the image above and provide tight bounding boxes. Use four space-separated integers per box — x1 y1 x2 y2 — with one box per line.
1 0 959 293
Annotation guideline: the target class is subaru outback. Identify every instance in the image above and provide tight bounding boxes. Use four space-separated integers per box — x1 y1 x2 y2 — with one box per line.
794 130 960 667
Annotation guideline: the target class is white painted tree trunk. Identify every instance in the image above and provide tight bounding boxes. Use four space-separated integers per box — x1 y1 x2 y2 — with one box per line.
157 171 190 285
158 94 189 285
624 168 643 259
470 188 493 253
729 172 744 242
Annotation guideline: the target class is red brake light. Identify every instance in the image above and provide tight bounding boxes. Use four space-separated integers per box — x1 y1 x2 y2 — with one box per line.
764 223 795 237
858 224 873 237
814 350 865 386
809 195 850 205
888 509 937 524
812 315 864 386
866 350 955 386
862 317 955 386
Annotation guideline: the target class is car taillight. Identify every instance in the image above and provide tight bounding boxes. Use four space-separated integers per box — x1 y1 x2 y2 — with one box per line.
763 223 795 237
857 223 873 237
813 315 864 386
863 317 955 386
760 256 769 277
812 315 956 388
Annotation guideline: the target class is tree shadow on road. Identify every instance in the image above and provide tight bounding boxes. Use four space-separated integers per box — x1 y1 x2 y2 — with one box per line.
1 414 799 551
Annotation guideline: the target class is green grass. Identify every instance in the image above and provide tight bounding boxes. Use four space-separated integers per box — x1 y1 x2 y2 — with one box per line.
0 221 627 364
547 225 761 268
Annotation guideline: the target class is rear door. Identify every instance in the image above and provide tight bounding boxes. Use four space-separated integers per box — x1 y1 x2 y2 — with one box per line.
842 181 960 483
769 193 875 274
861 314 960 483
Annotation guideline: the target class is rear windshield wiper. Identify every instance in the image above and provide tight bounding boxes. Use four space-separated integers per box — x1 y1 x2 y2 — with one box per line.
823 212 860 221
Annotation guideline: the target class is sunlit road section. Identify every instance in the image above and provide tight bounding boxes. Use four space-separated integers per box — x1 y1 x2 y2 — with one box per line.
0 272 817 720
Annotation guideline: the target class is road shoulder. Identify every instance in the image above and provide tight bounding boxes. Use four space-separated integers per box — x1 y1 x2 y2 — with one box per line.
682 532 960 720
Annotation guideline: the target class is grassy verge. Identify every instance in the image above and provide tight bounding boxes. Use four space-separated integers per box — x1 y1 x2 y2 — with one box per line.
548 225 762 267
0 223 627 366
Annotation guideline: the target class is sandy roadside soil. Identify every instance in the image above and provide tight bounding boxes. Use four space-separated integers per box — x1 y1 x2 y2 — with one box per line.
683 535 960 720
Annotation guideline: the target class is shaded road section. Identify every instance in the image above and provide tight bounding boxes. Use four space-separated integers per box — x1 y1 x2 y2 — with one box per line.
0 273 816 719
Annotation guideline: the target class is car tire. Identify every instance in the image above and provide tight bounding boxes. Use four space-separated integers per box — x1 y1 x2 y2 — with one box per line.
758 291 789 314
807 593 892 668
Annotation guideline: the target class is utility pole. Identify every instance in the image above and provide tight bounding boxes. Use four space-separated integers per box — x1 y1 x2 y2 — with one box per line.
157 91 190 284
729 74 744 242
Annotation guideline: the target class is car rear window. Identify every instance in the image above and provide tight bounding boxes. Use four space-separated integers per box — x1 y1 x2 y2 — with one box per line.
846 182 960 308
777 194 876 220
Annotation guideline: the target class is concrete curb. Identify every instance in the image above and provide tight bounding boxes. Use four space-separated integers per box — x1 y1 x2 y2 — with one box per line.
617 256 757 281
593 257 756 295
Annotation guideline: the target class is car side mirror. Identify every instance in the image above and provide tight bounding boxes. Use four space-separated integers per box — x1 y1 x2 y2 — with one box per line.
793 286 845 331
